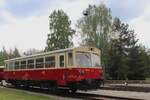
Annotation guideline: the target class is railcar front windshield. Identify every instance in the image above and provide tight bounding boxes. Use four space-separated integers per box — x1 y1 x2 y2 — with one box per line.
91 53 101 67
76 52 101 67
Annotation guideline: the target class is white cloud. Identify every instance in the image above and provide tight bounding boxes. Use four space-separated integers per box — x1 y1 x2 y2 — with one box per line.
0 0 104 52
0 0 149 53
0 0 5 7
0 13 49 52
129 6 150 48
49 0 104 28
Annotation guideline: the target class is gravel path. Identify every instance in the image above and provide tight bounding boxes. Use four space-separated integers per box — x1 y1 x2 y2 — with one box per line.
83 89 150 100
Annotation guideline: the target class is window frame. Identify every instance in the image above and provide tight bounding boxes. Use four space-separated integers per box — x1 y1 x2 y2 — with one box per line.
35 57 44 69
75 51 92 67
45 55 56 68
67 51 73 67
20 60 27 69
14 61 20 70
58 53 65 68
5 63 9 71
27 58 35 69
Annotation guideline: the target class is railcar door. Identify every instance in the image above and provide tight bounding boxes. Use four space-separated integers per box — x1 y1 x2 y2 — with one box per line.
58 53 66 86
58 53 65 68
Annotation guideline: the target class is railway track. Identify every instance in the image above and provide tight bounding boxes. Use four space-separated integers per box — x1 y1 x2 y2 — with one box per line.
100 85 150 92
1 86 143 100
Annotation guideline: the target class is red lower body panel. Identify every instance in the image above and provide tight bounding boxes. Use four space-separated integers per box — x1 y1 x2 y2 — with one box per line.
0 69 4 81
4 67 103 87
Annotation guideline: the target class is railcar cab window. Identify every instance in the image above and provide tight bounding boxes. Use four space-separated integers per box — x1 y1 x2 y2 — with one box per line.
15 61 20 69
21 60 26 69
27 59 34 69
91 53 101 67
36 58 44 68
76 52 101 67
45 56 55 68
76 52 92 67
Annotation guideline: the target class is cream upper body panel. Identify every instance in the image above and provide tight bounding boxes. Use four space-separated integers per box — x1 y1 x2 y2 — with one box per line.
4 46 101 70
5 46 100 63
74 46 100 56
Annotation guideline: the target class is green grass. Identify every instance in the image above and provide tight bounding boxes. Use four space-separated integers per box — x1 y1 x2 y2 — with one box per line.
0 87 55 100
146 77 150 80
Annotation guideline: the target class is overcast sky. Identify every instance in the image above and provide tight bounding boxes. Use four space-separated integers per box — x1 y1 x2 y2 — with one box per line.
0 0 150 52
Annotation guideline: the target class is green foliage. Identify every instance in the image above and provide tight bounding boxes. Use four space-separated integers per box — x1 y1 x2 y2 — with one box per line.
0 47 8 66
128 46 150 80
77 3 150 80
12 47 21 58
45 10 75 51
109 17 149 80
76 4 112 76
0 47 21 66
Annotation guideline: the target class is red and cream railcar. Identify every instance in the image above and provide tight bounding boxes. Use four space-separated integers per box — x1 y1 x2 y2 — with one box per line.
0 66 4 81
4 46 103 92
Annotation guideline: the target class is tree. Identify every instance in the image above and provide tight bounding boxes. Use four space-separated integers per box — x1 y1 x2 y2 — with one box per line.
24 48 42 56
110 18 137 79
76 4 112 78
128 45 149 80
45 10 75 51
12 47 21 58
0 47 9 65
0 51 4 66
109 17 148 80
8 49 14 59
0 47 21 66
148 50 150 76
109 17 138 79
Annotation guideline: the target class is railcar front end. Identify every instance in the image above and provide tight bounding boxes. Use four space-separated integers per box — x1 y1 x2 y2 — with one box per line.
66 50 103 91
66 68 103 91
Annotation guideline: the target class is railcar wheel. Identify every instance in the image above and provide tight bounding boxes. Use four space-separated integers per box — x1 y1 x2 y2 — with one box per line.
23 82 29 89
48 81 58 92
69 83 77 93
70 88 77 93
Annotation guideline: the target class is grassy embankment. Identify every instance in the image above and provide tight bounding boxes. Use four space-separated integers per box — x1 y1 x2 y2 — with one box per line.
0 87 55 100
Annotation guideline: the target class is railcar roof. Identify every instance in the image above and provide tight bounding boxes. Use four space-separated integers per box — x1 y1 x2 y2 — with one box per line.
5 46 99 62
5 47 74 62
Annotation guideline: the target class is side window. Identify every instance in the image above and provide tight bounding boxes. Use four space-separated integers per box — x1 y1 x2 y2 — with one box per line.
21 60 26 69
27 59 34 69
15 61 20 69
60 55 64 67
68 52 73 66
36 58 44 68
9 62 14 70
5 63 8 70
45 56 55 68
